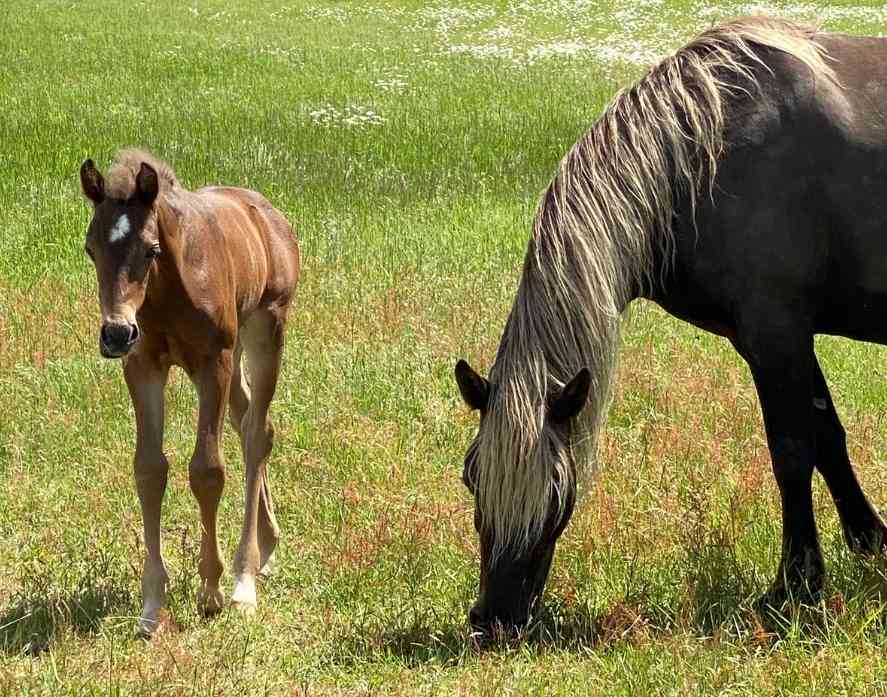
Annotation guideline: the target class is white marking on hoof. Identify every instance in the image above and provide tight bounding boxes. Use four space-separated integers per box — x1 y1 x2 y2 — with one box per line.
813 397 828 411
109 213 131 243
258 553 275 578
135 604 167 638
135 615 160 639
138 559 169 637
231 575 257 611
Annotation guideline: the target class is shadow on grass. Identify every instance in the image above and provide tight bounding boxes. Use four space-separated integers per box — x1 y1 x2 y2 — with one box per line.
326 601 687 668
0 584 133 657
0 553 134 658
329 543 887 666
333 617 472 666
327 602 681 668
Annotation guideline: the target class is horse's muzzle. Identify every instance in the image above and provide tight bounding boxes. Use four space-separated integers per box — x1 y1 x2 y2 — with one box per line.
99 320 139 358
469 601 530 636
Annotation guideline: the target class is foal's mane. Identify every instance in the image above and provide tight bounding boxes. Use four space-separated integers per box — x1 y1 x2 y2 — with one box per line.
105 148 180 200
477 16 835 553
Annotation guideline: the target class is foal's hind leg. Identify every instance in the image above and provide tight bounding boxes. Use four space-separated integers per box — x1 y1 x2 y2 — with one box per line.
124 354 170 637
229 340 280 579
736 320 824 605
229 343 249 438
812 358 887 552
256 467 279 577
231 310 284 611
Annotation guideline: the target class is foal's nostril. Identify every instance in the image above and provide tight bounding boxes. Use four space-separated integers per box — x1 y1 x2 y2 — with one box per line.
100 324 115 348
100 321 139 354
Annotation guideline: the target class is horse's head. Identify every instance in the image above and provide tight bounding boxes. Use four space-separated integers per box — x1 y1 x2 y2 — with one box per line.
80 158 161 358
454 359 590 636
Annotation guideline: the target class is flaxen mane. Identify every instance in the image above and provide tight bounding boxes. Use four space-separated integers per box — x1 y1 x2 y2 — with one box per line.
105 148 180 200
477 17 836 554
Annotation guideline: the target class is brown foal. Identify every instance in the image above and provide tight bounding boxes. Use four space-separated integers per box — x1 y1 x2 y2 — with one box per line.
79 149 299 636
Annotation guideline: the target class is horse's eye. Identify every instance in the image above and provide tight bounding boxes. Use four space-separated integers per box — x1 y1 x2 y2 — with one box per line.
146 245 161 259
84 246 95 261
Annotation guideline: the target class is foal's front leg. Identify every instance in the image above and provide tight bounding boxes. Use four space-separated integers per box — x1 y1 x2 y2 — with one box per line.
124 354 170 638
190 349 233 616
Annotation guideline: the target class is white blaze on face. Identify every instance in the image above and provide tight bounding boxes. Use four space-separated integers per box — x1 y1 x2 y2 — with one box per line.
109 213 131 243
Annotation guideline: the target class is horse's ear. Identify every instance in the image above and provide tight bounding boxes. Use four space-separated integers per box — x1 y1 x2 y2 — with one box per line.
80 159 105 205
550 368 591 424
455 359 489 411
135 162 159 206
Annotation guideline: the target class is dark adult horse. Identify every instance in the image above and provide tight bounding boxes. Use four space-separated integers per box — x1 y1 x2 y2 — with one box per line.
455 17 887 633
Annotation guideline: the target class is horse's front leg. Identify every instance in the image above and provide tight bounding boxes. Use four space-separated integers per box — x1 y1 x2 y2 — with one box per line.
737 322 824 606
124 353 170 637
189 349 233 616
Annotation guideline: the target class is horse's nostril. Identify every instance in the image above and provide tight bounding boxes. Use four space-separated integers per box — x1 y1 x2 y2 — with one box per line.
469 604 485 628
129 323 139 343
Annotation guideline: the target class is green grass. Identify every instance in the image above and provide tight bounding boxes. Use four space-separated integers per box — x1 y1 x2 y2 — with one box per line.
4 0 887 694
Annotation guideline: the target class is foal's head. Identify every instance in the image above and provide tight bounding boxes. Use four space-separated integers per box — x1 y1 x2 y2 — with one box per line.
455 359 590 636
80 158 162 358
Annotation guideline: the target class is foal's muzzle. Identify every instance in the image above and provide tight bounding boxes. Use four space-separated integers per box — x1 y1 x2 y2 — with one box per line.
99 320 139 358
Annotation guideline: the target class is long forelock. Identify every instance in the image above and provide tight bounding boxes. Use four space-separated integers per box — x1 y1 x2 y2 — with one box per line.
476 384 575 555
473 16 835 555
104 148 180 201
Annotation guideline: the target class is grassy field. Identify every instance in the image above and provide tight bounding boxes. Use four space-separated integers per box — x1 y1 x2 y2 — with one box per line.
6 0 887 693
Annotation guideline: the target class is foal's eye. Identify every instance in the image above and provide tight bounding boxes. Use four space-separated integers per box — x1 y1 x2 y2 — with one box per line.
146 245 161 259
84 246 94 261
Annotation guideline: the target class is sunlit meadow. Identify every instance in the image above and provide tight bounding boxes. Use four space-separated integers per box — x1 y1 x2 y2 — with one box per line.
4 0 887 694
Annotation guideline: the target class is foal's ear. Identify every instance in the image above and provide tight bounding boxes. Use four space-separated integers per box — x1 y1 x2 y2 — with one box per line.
80 159 105 205
455 359 489 411
549 368 591 424
134 162 159 206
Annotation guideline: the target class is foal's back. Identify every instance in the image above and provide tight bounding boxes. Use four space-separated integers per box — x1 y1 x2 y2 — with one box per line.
168 185 299 320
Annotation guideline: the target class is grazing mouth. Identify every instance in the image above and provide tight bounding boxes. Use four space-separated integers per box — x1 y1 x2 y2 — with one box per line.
470 612 533 645
470 596 538 636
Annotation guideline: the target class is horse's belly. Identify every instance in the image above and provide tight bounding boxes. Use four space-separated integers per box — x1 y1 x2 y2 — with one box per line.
817 286 887 343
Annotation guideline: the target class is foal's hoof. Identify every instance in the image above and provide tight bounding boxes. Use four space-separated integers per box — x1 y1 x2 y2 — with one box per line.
755 579 822 621
258 553 276 579
197 587 225 617
135 609 175 639
231 575 257 613
135 616 160 640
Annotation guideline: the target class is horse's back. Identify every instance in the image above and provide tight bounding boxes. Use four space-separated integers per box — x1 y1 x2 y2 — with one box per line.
660 32 887 343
